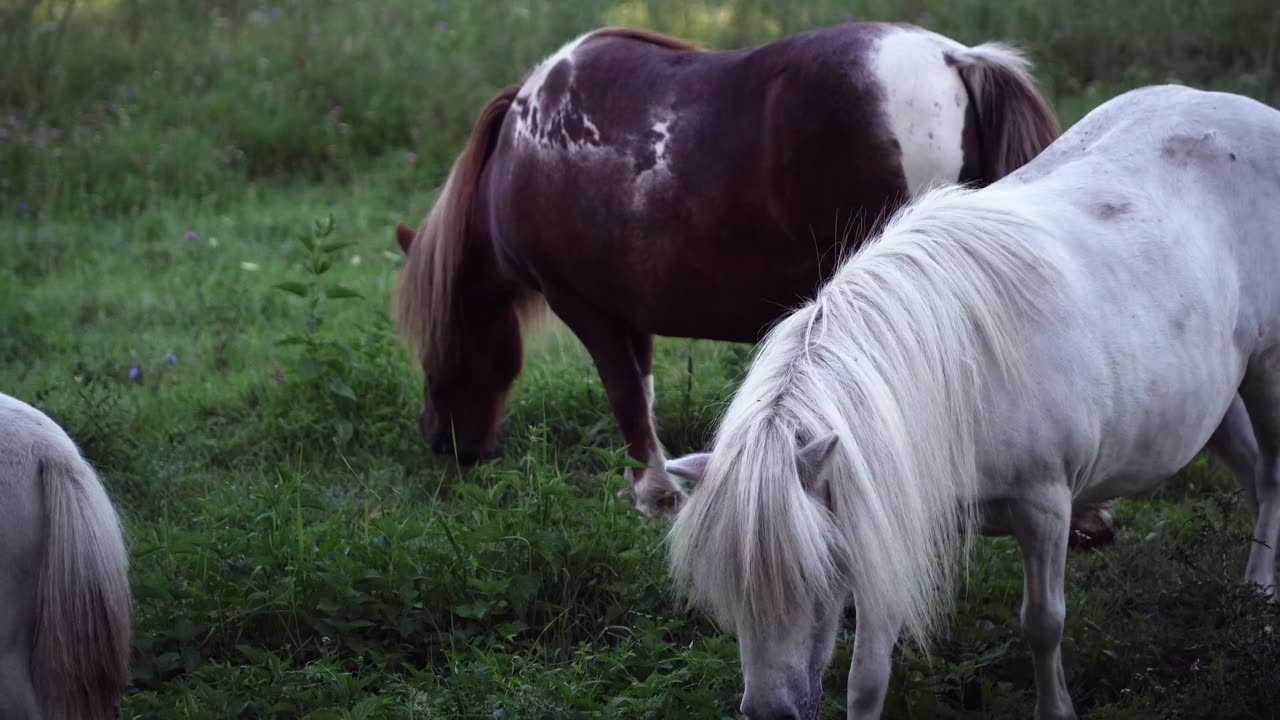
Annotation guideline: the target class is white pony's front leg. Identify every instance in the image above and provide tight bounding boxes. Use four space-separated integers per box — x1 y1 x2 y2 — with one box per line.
846 600 903 719
1010 489 1076 720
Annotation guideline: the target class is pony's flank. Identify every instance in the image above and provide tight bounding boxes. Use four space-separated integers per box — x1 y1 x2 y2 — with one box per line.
668 185 1060 648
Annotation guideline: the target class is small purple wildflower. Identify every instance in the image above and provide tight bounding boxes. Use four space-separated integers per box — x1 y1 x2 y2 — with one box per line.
167 352 178 365
18 201 29 214
129 367 140 380
405 151 417 164
186 231 198 241
127 86 137 100
271 6 282 17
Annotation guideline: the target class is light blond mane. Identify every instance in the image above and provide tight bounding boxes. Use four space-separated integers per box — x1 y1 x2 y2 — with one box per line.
668 184 1061 648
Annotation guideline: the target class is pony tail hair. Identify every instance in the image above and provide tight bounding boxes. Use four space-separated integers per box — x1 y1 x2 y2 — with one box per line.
32 453 131 720
394 84 524 373
950 42 1060 180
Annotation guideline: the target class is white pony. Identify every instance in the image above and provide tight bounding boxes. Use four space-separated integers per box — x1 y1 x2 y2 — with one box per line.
665 85 1280 720
0 392 132 718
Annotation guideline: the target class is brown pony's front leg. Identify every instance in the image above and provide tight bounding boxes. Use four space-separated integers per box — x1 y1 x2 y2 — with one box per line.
546 292 685 519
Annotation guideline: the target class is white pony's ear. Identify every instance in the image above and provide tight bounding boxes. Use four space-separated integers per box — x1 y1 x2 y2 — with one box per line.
798 433 838 494
666 453 711 486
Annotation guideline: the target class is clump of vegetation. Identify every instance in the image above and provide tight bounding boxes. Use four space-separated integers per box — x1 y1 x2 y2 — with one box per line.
267 215 409 456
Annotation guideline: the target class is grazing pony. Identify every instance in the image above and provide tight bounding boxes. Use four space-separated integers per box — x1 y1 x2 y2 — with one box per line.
664 85 1278 720
0 392 132 719
393 22 1060 517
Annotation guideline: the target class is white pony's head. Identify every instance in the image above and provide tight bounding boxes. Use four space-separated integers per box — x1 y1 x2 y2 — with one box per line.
668 430 844 720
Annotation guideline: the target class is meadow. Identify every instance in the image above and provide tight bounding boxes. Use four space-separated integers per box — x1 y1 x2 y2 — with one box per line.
3 0 1280 717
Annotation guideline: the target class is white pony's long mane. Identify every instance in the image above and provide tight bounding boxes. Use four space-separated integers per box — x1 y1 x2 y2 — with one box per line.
668 184 1059 648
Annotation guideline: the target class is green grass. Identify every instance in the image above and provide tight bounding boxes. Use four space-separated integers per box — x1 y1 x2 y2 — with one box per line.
4 0 1280 718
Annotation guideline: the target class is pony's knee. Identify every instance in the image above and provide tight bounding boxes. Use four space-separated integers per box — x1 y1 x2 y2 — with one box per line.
847 665 892 716
1021 597 1066 651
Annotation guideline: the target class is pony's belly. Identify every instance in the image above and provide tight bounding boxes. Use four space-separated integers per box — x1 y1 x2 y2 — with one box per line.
1072 460 1189 506
1072 395 1234 505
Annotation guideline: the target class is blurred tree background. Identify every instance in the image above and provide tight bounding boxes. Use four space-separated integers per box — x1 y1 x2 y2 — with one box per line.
2 0 1277 215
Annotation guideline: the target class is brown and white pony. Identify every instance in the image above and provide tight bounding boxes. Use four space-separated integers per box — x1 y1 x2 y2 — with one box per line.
394 22 1060 518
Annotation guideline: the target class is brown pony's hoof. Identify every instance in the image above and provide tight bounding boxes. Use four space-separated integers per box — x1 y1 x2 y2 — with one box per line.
622 482 686 523
1067 503 1116 551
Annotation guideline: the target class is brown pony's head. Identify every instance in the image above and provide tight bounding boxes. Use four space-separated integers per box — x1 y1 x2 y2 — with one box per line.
394 214 546 462
415 298 524 463
393 85 542 463
394 215 529 464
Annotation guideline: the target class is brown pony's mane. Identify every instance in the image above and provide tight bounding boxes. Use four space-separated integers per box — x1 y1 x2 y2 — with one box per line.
394 27 702 374
394 83 524 373
589 26 705 52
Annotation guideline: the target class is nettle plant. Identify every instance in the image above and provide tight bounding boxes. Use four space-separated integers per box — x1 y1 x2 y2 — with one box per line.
273 216 366 447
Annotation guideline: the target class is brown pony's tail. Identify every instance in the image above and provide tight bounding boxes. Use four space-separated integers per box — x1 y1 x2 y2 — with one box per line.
32 452 131 720
395 84 549 374
950 43 1060 180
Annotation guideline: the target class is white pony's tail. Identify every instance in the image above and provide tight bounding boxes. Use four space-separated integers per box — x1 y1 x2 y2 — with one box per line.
32 452 131 720
949 42 1060 180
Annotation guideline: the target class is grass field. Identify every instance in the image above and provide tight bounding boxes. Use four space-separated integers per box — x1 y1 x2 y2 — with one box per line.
4 1 1280 718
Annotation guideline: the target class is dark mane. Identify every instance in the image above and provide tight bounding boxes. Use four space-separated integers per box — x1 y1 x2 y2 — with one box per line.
589 26 704 52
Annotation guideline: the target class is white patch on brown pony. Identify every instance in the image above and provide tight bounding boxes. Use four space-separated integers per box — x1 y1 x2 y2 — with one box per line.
870 28 969 197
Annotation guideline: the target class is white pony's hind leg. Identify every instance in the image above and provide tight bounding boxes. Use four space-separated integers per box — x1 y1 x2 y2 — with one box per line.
1205 394 1260 521
1238 366 1280 596
1009 487 1077 720
0 468 41 718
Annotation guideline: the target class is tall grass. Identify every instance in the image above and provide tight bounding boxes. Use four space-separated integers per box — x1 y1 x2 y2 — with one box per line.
2 0 1277 214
